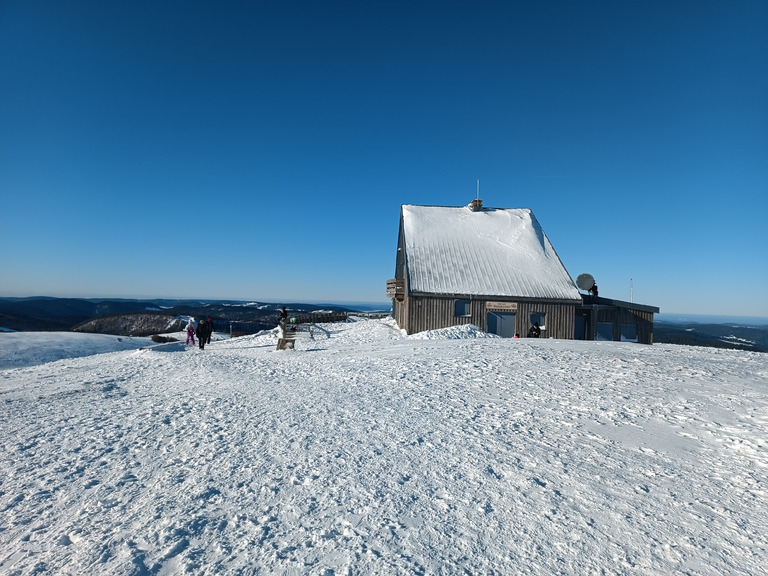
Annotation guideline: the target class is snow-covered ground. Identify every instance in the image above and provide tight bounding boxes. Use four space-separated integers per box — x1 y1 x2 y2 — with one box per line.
0 332 154 370
1 318 766 575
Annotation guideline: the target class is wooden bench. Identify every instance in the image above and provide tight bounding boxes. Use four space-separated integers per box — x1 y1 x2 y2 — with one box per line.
276 321 314 350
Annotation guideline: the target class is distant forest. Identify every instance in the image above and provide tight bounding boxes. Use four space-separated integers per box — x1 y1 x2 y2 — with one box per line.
0 297 357 336
654 322 768 353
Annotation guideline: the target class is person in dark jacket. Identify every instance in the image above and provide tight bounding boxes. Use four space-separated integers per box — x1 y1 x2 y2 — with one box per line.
196 319 208 349
206 317 214 344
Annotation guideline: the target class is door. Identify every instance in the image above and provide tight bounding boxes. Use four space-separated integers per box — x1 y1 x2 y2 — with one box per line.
487 312 516 338
574 315 586 340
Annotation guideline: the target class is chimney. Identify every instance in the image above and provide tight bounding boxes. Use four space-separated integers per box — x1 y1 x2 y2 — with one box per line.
469 198 483 211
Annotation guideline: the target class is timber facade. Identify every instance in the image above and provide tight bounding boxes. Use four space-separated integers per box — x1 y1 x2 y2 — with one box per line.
391 287 579 339
575 296 659 344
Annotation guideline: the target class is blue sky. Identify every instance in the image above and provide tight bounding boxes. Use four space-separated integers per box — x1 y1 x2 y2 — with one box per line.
1 1 766 316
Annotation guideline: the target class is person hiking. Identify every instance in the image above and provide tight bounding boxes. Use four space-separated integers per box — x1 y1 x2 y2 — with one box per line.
196 319 208 349
206 317 214 345
185 318 196 346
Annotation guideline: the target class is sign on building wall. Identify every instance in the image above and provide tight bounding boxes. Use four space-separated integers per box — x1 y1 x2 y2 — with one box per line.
486 301 518 312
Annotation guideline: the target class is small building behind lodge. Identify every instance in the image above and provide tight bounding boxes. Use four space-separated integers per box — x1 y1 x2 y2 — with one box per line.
576 295 659 344
387 200 659 344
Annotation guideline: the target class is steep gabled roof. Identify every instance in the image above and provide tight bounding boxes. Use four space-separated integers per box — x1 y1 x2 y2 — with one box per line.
401 204 581 301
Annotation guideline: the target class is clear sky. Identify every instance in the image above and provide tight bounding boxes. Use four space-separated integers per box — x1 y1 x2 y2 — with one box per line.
1 1 766 316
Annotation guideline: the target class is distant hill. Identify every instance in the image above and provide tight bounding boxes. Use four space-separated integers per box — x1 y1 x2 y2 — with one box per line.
0 297 165 331
656 313 768 327
0 297 362 336
654 321 768 353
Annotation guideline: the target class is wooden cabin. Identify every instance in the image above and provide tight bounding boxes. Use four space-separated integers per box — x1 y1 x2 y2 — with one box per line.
387 200 660 343
387 201 583 338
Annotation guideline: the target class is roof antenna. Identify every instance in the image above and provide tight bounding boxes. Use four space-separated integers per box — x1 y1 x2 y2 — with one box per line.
476 179 480 200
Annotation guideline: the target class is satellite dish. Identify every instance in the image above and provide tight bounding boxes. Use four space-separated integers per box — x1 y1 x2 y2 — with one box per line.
576 273 595 291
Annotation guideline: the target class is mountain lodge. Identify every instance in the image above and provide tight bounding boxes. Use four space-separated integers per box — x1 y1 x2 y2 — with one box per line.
387 200 659 343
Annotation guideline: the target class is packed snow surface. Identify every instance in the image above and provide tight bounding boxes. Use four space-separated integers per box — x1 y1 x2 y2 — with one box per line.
0 332 153 369
1 318 766 575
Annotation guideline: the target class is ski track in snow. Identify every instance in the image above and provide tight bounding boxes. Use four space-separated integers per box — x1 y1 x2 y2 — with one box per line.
0 318 766 575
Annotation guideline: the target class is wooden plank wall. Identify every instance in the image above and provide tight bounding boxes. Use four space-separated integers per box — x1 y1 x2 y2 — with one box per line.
394 292 657 343
401 295 478 334
392 276 409 330
596 308 655 344
393 296 407 330
516 301 577 339
398 295 577 338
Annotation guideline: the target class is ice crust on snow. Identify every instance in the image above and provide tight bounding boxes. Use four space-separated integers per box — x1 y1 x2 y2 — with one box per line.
1 318 767 575
401 205 582 300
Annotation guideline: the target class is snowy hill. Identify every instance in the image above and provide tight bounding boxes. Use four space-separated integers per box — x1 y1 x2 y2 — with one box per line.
1 318 766 575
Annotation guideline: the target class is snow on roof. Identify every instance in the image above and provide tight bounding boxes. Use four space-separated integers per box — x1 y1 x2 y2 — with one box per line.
401 204 581 300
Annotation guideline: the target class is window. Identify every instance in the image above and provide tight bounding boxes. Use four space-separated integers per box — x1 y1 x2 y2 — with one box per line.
530 312 546 330
596 322 613 341
455 299 471 317
621 323 638 342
